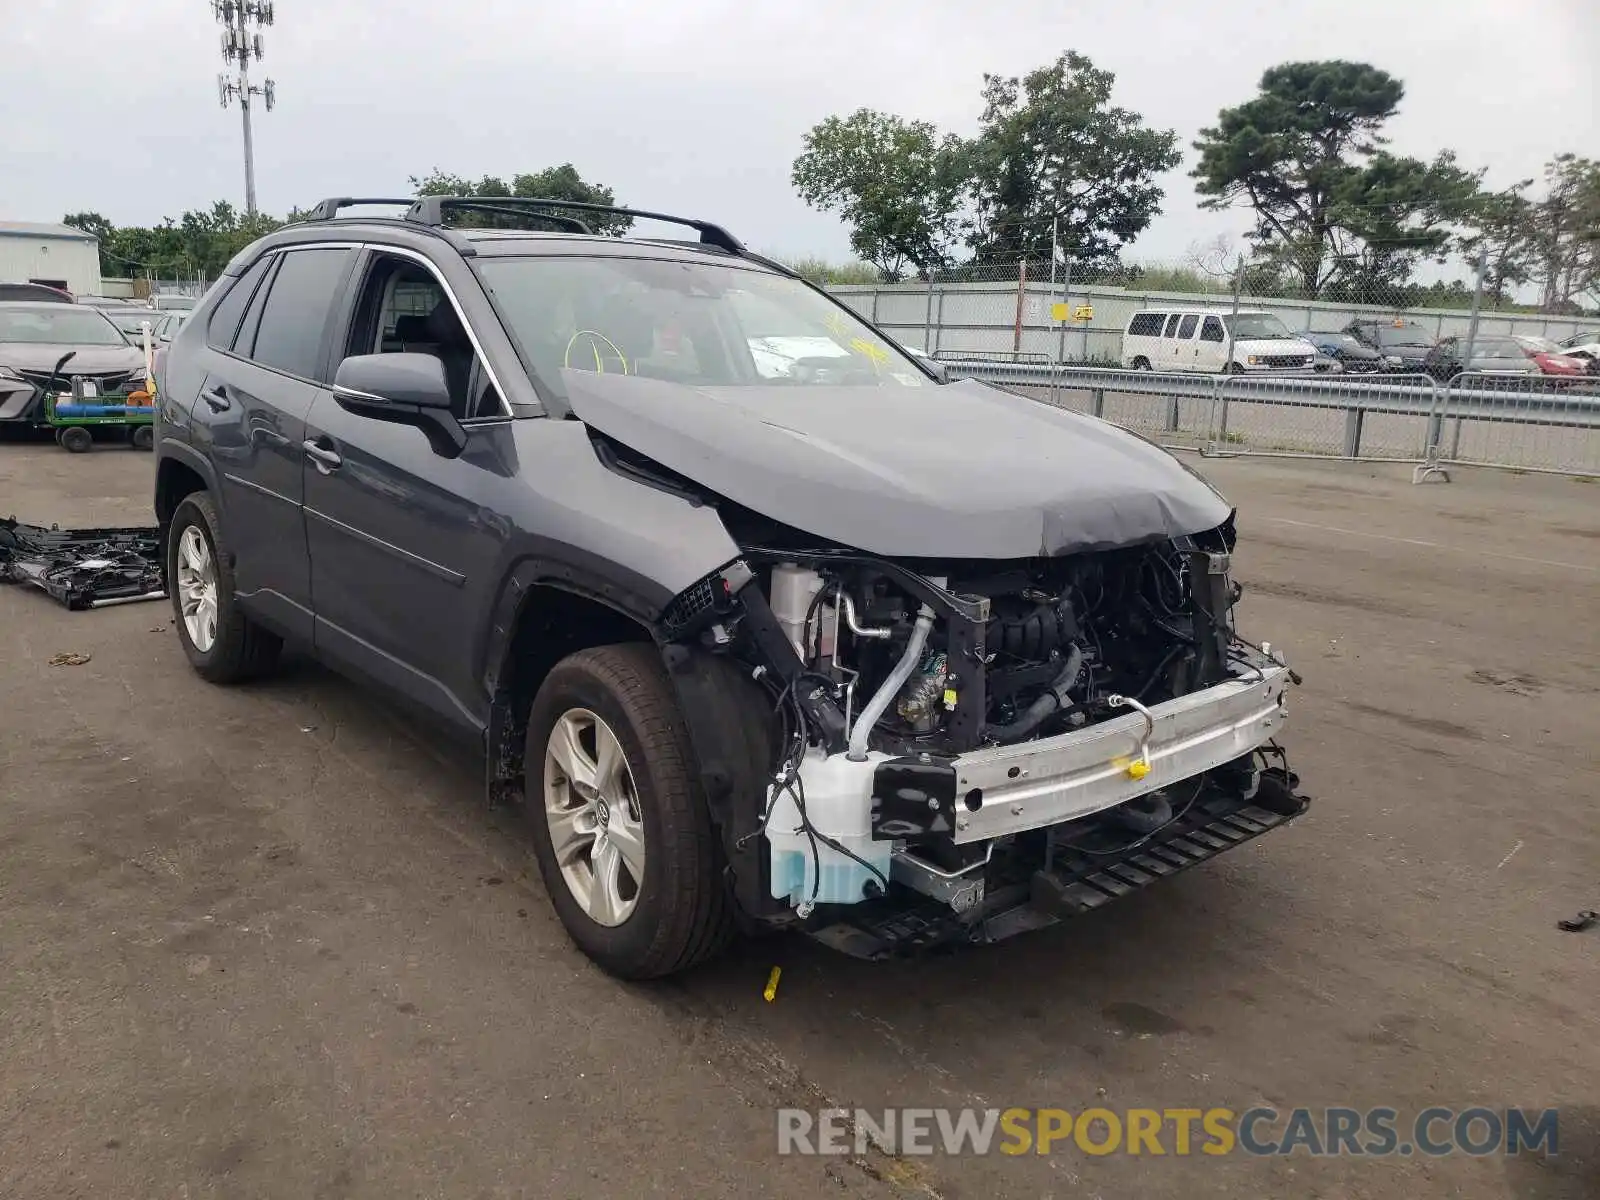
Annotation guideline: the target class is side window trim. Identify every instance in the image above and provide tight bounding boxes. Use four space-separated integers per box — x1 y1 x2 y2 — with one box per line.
350 242 513 419
233 252 281 358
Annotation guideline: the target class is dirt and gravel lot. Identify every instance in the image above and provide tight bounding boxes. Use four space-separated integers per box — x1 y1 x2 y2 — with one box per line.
2 437 1596 1199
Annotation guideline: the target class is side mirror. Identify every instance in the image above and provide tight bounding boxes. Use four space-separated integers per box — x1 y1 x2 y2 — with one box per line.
332 352 465 456
334 352 454 409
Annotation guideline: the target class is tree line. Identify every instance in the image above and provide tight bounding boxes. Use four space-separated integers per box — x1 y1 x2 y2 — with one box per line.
792 56 1599 313
62 165 626 283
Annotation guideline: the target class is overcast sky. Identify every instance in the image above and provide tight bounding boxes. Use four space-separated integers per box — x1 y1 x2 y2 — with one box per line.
6 0 1597 268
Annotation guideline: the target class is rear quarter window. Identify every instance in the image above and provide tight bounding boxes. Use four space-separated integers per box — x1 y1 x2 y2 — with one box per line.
206 256 273 350
1127 313 1164 337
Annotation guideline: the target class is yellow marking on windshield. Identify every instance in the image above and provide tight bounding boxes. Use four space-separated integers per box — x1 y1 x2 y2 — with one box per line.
849 337 890 370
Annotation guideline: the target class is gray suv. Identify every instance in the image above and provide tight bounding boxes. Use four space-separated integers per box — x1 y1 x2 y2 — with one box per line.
155 196 1306 978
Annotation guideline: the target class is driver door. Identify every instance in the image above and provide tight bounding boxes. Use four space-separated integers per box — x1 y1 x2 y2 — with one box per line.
302 248 512 735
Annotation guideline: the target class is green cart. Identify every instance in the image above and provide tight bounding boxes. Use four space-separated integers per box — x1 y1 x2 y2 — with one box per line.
45 376 155 453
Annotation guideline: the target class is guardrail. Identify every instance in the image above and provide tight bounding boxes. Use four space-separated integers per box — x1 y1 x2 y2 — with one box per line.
937 360 1600 479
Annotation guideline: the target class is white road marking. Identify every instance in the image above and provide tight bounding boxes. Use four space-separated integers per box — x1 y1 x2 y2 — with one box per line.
1496 840 1524 871
1264 517 1599 573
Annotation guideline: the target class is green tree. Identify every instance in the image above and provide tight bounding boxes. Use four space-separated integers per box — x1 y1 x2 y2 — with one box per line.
1192 61 1418 296
791 109 969 281
965 52 1181 271
409 165 632 235
1325 150 1483 304
1456 181 1538 306
1529 154 1600 312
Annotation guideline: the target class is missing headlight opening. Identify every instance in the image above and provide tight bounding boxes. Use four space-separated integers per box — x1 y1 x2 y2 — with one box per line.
665 514 1305 957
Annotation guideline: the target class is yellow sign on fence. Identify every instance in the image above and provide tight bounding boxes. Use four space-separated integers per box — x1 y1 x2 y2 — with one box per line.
1051 303 1094 323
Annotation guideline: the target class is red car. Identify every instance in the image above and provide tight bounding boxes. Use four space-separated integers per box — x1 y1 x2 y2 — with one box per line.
1512 335 1587 377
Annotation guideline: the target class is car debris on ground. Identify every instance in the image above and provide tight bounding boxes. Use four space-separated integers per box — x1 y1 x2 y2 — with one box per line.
0 516 165 610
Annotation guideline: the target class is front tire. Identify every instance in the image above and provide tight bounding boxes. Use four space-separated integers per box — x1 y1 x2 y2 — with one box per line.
525 644 734 979
167 492 282 683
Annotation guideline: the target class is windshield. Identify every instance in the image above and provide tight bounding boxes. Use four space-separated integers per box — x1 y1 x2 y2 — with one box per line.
109 310 163 336
1224 313 1293 340
1470 337 1525 358
0 306 129 346
1514 335 1560 354
1368 324 1432 348
476 256 928 391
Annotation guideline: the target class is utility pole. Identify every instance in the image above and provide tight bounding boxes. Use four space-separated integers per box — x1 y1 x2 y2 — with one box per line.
215 1 277 217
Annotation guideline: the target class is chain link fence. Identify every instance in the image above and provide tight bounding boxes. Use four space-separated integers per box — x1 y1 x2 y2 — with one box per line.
829 247 1599 478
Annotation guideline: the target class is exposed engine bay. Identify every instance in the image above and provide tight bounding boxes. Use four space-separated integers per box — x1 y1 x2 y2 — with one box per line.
657 504 1307 957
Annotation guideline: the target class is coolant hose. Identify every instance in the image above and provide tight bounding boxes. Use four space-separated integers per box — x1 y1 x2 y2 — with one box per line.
985 644 1084 743
846 605 935 761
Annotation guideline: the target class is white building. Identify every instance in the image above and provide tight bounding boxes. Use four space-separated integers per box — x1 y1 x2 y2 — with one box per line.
0 221 102 296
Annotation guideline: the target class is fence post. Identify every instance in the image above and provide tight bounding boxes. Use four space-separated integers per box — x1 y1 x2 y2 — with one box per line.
1013 258 1029 355
923 271 935 352
1343 407 1364 458
1461 250 1488 369
1092 388 1105 418
870 289 880 324
933 288 945 355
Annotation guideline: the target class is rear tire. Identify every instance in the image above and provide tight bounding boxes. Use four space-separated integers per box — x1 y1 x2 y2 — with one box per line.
167 492 282 683
60 426 92 453
131 425 153 451
524 644 735 979
1131 356 1152 371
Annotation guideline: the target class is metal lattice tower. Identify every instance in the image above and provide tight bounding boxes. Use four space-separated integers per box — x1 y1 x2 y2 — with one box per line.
214 1 277 217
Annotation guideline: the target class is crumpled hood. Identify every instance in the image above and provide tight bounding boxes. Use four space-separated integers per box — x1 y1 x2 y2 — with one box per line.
0 342 145 374
562 372 1231 558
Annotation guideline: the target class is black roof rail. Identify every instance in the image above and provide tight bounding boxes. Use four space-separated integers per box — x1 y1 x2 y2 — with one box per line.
303 197 415 222
418 200 592 235
404 196 745 254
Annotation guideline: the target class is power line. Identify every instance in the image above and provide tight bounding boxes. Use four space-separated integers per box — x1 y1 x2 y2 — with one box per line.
214 1 277 217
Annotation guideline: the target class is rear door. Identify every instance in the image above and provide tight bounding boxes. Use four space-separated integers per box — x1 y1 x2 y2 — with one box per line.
1160 313 1182 369
190 245 357 640
1198 316 1227 371
1174 314 1200 371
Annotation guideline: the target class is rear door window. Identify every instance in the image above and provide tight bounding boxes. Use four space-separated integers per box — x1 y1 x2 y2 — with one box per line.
1162 314 1182 338
247 248 357 380
1177 315 1199 339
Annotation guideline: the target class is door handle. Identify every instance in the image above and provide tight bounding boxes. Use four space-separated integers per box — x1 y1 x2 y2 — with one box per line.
302 439 343 471
203 385 231 413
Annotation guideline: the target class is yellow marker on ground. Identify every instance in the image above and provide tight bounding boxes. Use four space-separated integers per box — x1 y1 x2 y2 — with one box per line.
764 966 782 1002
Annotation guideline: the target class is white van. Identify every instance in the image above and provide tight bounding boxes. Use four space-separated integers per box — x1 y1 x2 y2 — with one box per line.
1121 308 1315 374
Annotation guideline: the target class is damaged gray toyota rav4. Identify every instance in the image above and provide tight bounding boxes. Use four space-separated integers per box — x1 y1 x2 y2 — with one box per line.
153 196 1307 979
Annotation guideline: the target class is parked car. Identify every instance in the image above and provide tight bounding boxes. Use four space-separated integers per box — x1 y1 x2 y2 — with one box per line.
154 311 190 342
1422 335 1543 381
150 294 198 312
153 195 1306 979
104 307 166 343
1511 335 1588 378
1297 330 1383 374
75 295 137 308
0 302 147 423
1 282 75 303
1557 331 1600 372
1122 308 1315 373
1344 319 1437 372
